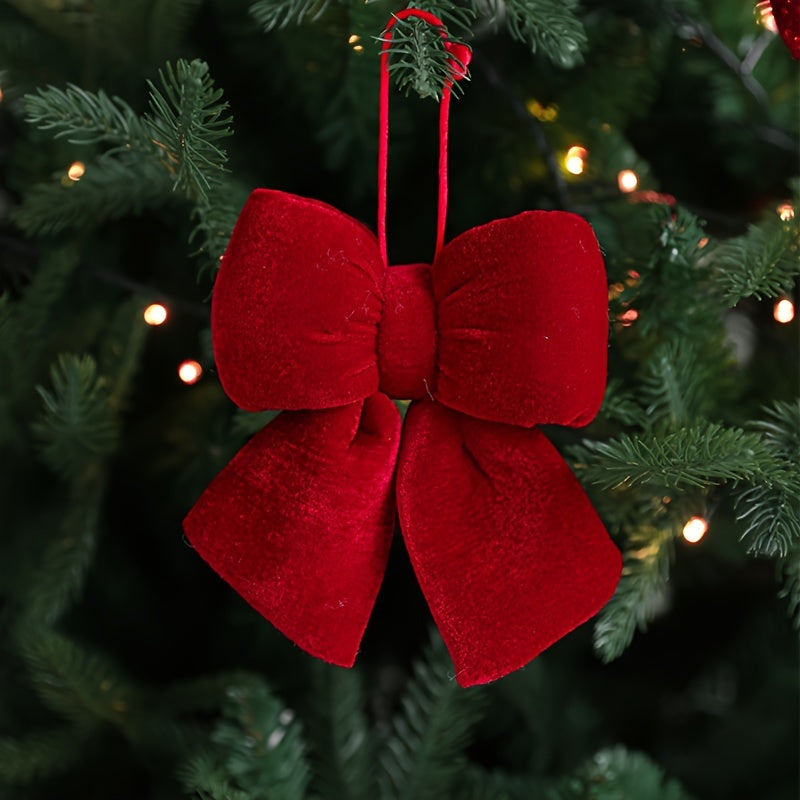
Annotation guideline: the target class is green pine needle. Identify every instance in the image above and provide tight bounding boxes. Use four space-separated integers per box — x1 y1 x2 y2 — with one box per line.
0 726 97 784
378 632 486 800
32 354 117 478
145 59 233 200
551 746 694 799
307 664 376 800
573 422 772 490
249 0 331 31
711 215 800 305
180 680 311 800
593 528 673 663
477 0 587 67
735 401 800 558
23 83 150 149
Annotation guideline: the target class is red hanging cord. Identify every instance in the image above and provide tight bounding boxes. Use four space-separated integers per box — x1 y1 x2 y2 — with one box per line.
377 9 469 267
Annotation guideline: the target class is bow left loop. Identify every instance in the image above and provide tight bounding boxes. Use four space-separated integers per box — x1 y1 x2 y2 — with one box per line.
212 189 385 412
184 394 401 666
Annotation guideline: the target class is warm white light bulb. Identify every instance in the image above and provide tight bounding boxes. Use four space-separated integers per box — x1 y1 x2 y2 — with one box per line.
143 303 168 326
774 298 795 324
777 203 795 222
178 360 203 384
682 516 708 543
617 169 638 193
67 161 85 181
564 145 587 175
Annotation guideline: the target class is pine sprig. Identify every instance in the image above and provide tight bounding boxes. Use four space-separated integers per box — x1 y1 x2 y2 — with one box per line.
593 528 673 663
181 680 311 800
0 726 97 784
477 0 587 67
23 83 151 149
639 340 713 427
710 215 800 305
31 354 117 478
735 401 800 558
307 665 375 800
383 14 470 100
145 59 233 200
249 0 332 31
19 629 140 729
573 422 771 490
378 632 486 800
550 746 694 799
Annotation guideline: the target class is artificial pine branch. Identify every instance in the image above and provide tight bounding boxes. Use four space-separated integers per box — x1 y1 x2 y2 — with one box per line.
249 0 332 31
710 214 800 305
306 664 376 800
593 527 673 663
476 0 587 67
573 422 772 490
180 680 311 800
549 746 694 800
145 59 233 200
378 632 486 800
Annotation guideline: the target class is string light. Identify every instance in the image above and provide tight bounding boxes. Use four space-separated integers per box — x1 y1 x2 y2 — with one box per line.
143 303 168 326
617 308 638 326
682 516 708 543
617 169 638 193
777 203 795 221
526 99 558 122
67 161 85 181
348 33 364 52
0 86 4 103
178 360 203 385
774 297 795 324
564 145 587 175
755 1 778 32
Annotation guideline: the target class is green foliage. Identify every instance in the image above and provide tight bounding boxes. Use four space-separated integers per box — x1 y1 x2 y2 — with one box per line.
31 354 117 478
378 634 486 800
710 213 800 305
23 83 149 148
0 726 97 784
780 545 800 629
146 59 233 200
550 746 694 800
384 13 470 101
593 528 673 663
179 680 311 800
249 0 332 31
307 665 375 800
19 628 139 729
573 422 771 490
17 58 233 247
477 0 587 67
735 401 800 558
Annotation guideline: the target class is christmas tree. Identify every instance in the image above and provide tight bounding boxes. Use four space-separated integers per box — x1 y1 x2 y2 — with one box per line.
1 0 798 797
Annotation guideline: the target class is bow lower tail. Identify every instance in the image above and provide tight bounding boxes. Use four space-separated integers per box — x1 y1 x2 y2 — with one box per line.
183 395 401 667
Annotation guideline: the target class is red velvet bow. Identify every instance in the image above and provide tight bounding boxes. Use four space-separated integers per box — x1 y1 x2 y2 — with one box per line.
183 188 622 686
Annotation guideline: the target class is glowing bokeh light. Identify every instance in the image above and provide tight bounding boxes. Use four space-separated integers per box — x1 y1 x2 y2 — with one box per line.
617 169 638 193
565 145 587 175
778 203 795 221
682 516 708 543
774 298 795 324
143 303 168 326
178 360 203 385
67 161 85 181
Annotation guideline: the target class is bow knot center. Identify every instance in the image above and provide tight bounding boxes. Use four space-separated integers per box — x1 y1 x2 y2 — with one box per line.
378 264 437 400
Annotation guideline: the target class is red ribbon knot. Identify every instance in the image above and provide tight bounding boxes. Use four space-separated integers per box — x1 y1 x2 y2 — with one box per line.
378 264 437 400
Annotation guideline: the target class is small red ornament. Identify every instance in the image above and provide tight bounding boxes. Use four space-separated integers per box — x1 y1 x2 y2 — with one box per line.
770 0 800 58
183 10 622 686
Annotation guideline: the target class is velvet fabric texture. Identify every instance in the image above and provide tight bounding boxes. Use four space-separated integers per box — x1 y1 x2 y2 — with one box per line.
184 188 622 686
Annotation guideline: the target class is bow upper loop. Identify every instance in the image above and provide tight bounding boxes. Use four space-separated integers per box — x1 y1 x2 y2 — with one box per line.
212 189 384 412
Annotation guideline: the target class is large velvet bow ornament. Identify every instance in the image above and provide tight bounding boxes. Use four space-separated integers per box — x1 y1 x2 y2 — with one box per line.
184 188 622 686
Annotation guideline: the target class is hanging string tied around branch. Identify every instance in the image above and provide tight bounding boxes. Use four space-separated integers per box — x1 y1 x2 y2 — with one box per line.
183 8 621 687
